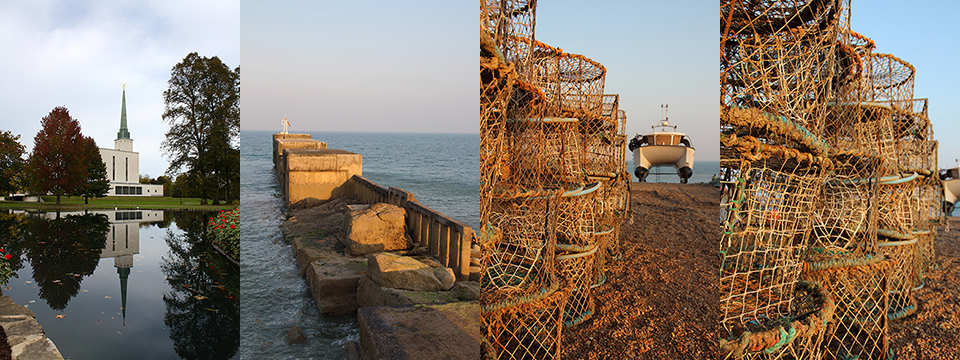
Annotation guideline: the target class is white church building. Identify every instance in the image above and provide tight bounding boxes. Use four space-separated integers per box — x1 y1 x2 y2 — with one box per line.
99 87 164 196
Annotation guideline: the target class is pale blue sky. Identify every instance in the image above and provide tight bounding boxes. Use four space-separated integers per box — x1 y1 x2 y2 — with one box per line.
850 0 960 169
535 0 718 161
240 1 722 162
0 0 239 178
240 0 474 134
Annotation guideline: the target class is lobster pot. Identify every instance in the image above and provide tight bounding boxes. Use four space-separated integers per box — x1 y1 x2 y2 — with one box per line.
721 0 848 134
861 53 915 103
498 118 582 189
482 195 557 306
858 104 900 175
589 225 616 288
721 281 833 360
876 179 916 241
482 289 568 360
916 170 944 229
578 94 618 136
521 39 606 119
832 31 874 105
481 53 517 220
555 183 599 249
877 239 919 320
580 133 620 176
895 138 935 176
720 163 824 334
812 157 882 256
481 0 537 72
802 257 892 360
556 245 598 328
914 231 935 286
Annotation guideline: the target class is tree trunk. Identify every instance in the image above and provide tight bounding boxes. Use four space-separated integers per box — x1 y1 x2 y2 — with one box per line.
85 196 89 204
56 195 60 204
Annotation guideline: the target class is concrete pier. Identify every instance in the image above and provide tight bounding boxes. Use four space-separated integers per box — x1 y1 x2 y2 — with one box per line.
272 133 480 360
273 134 360 206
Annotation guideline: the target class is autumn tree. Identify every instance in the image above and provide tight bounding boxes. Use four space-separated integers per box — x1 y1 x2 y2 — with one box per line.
27 107 88 204
0 131 26 196
76 136 110 204
161 52 240 205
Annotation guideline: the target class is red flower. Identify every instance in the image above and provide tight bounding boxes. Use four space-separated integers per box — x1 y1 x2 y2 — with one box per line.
230 225 235 229
3 254 11 260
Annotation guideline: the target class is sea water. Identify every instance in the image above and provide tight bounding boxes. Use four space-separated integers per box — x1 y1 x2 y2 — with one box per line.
238 130 480 359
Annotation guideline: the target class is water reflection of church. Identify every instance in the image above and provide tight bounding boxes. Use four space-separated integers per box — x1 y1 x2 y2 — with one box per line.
100 210 163 324
20 209 163 323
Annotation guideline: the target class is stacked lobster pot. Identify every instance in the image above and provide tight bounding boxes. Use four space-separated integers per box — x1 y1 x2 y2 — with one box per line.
720 1 882 358
720 1 943 359
480 1 629 359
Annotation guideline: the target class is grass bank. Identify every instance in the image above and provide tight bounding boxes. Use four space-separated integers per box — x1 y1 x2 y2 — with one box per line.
0 195 234 210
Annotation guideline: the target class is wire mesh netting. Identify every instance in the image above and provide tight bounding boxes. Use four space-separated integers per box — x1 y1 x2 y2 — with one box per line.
480 1 629 358
802 257 893 360
719 1 942 358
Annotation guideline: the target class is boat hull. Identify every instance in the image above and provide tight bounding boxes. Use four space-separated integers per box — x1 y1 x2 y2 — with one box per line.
633 145 695 170
632 145 695 182
944 178 960 204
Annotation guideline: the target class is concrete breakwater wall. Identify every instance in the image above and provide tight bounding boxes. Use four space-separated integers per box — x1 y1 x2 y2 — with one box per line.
273 133 481 359
272 133 479 280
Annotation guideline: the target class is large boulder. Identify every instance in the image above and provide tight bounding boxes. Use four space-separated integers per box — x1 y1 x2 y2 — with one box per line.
366 252 455 292
340 203 409 256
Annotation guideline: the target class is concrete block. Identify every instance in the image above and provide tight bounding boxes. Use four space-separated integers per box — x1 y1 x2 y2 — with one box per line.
356 276 459 308
304 257 368 315
357 302 480 360
282 149 362 205
366 253 445 292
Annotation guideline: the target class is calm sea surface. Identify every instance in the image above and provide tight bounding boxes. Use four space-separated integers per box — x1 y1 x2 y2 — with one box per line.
0 209 239 359
238 130 480 359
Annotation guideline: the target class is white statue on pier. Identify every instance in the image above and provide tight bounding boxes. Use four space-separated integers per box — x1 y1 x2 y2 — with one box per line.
281 114 291 134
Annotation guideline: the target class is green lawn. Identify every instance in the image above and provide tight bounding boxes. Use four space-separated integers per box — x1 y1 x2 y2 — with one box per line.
0 195 234 210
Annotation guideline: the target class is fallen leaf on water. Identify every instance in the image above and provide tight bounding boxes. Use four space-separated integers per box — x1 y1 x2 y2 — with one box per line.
105 296 112 299
55 314 64 319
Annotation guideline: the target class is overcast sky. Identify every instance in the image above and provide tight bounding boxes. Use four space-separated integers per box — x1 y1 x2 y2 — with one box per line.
0 0 239 178
851 0 960 169
240 0 474 134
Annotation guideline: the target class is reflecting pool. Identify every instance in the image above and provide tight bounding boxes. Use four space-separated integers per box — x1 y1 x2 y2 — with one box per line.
0 209 239 359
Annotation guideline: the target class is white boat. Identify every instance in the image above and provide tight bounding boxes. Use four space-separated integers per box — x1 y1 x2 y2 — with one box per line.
628 105 695 183
941 167 960 215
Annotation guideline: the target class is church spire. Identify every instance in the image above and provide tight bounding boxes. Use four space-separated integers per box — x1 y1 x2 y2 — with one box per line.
118 266 129 326
117 84 131 140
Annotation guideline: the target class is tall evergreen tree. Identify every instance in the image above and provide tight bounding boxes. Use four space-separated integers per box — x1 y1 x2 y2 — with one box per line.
161 53 240 205
27 107 87 204
76 136 110 204
0 131 26 196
